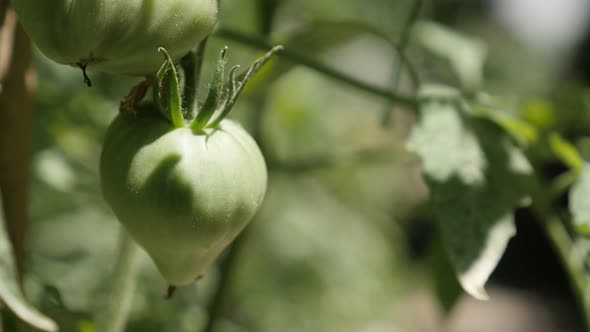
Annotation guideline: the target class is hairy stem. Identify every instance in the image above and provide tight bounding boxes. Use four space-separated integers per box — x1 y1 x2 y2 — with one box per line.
94 230 142 332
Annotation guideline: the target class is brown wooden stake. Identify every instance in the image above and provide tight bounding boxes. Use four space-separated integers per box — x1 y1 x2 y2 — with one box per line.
0 7 36 279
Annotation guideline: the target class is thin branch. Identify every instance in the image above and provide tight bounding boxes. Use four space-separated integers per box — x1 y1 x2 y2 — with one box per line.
392 0 423 91
214 27 418 110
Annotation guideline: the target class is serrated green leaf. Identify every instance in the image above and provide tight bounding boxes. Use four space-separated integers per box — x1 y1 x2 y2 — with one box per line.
407 100 531 300
0 192 59 332
570 164 590 236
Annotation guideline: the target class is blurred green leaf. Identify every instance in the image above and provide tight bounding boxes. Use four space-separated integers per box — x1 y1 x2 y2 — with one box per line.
288 0 411 40
520 100 556 131
407 96 532 300
472 105 539 146
238 21 396 91
0 192 58 332
261 67 392 165
570 164 590 236
412 21 487 89
231 174 414 332
549 133 584 173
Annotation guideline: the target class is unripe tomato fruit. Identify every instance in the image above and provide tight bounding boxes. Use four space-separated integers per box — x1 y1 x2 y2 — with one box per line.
100 110 267 286
13 0 217 76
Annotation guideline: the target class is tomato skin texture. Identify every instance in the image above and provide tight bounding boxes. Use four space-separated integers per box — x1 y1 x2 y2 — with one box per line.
100 111 267 286
13 0 217 76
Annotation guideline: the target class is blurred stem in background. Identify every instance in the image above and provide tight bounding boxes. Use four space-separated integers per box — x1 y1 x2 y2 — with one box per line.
382 0 423 125
94 230 142 332
214 28 418 111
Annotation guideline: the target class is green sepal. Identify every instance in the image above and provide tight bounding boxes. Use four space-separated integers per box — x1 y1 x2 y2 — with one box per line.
209 46 284 127
158 47 185 128
180 50 197 119
191 47 228 131
153 59 170 121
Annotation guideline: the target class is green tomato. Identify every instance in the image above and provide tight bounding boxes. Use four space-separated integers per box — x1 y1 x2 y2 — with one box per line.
14 0 217 76
100 110 267 286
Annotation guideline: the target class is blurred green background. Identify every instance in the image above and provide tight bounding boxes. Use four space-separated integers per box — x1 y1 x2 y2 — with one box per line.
9 0 590 331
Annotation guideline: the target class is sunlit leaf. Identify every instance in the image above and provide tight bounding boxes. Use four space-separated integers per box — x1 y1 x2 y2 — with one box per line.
407 96 532 300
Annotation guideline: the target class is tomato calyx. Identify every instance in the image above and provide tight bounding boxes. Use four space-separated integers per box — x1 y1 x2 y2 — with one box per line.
151 45 284 132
